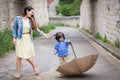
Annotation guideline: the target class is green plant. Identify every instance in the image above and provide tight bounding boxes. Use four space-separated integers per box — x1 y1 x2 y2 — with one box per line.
0 28 15 57
54 23 65 26
76 24 79 27
114 39 120 49
95 33 110 43
55 5 61 15
33 31 41 38
95 33 102 40
47 23 56 29
102 35 110 43
56 4 71 16
38 23 58 34
56 0 81 16
39 25 50 33
82 28 91 34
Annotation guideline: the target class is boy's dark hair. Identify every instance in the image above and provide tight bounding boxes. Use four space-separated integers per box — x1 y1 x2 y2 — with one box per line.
54 32 65 41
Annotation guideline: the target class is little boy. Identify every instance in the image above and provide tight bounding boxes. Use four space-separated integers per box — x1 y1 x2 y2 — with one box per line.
54 32 71 65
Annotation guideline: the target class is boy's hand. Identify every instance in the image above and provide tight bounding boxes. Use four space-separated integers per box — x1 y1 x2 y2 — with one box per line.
54 53 57 55
68 40 70 42
67 40 71 44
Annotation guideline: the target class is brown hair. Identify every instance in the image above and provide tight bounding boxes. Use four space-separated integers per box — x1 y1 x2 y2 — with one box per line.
29 15 37 30
23 6 37 30
54 32 65 42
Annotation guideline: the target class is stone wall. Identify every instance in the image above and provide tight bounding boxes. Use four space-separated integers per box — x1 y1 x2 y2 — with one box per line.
47 0 54 6
80 0 120 43
0 0 49 31
49 16 80 27
0 0 9 30
8 0 27 29
28 0 49 26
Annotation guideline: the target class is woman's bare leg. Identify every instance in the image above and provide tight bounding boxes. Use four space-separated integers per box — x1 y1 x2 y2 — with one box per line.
16 57 22 78
26 57 39 75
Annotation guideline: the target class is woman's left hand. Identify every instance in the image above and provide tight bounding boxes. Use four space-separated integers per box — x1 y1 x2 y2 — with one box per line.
43 34 50 38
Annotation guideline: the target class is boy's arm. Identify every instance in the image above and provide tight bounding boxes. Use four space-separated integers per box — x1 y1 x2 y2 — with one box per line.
54 49 57 55
54 43 58 55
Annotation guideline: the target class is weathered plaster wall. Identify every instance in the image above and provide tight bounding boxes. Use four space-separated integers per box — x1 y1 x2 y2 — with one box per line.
80 0 120 43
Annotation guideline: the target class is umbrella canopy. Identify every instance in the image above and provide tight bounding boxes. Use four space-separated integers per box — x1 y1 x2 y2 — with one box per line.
56 54 99 75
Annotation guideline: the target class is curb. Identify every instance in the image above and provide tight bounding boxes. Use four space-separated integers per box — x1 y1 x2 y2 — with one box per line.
78 29 120 60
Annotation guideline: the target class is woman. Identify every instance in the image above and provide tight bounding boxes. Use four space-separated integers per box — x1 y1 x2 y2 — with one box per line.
12 6 49 78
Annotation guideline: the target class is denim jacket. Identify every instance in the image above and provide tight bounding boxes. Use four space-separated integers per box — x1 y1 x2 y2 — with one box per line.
12 16 44 39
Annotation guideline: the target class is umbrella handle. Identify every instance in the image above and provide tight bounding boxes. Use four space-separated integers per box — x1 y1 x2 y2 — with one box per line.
70 42 77 59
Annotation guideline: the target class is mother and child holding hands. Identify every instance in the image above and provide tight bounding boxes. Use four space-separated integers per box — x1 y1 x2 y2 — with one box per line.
12 6 71 79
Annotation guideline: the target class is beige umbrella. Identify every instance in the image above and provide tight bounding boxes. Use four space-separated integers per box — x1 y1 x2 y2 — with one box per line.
56 43 99 75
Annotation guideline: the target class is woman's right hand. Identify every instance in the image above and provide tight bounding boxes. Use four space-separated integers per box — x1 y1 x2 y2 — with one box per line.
13 38 16 45
43 34 50 38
